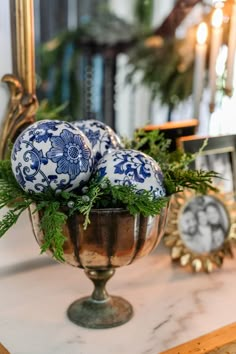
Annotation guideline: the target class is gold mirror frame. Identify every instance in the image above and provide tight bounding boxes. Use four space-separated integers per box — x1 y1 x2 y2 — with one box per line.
0 0 37 159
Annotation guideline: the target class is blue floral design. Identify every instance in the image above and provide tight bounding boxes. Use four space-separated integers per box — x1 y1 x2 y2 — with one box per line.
100 132 116 152
94 151 102 163
12 141 48 186
74 120 121 165
113 152 151 183
47 129 92 180
80 126 101 148
154 168 164 184
22 144 48 171
90 121 107 130
28 121 61 143
12 134 24 161
15 163 26 188
96 150 166 198
97 166 107 179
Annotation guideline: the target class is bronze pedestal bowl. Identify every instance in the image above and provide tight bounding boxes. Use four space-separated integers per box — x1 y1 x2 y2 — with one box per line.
30 207 168 329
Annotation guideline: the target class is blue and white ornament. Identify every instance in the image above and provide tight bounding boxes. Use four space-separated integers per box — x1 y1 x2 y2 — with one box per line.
73 119 121 164
95 149 166 198
11 120 94 193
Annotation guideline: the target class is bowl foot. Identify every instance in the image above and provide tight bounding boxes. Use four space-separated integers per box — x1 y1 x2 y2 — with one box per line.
67 295 133 329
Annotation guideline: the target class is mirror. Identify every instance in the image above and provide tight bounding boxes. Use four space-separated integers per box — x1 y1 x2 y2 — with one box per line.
1 0 186 158
33 0 236 139
2 0 235 153
34 0 196 137
0 0 37 159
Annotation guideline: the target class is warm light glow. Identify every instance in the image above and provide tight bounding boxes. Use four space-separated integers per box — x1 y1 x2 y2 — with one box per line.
211 8 223 28
212 1 225 9
196 22 208 45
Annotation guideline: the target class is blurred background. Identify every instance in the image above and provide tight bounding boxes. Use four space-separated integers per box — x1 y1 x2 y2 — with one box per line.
33 0 236 138
1 0 236 139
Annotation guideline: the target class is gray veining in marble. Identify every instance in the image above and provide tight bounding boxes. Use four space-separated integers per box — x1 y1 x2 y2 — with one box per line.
0 209 236 354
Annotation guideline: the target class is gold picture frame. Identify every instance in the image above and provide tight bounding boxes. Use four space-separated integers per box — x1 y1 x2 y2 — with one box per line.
164 189 236 273
0 0 37 159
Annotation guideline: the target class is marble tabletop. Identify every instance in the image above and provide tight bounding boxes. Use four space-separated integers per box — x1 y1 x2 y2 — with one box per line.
1 209 236 354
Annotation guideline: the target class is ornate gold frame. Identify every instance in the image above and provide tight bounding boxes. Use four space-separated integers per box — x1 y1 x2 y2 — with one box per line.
164 189 236 273
0 0 37 159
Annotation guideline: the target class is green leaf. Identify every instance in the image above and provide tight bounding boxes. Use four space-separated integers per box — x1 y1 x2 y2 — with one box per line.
0 138 217 263
126 129 218 195
0 209 25 237
39 202 67 262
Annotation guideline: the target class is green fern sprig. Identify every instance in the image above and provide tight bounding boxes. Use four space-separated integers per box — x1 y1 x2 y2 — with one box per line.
38 202 67 262
128 129 218 195
110 185 169 216
0 137 216 262
0 206 29 237
0 161 170 261
68 180 104 229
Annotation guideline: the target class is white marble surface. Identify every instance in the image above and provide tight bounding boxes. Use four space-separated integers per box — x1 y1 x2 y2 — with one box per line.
1 210 236 354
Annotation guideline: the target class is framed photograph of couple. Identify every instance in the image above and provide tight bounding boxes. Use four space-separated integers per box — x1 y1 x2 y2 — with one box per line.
179 195 229 254
164 134 236 272
164 190 236 272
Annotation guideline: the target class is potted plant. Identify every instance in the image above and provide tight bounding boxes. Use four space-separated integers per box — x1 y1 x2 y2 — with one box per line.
0 120 216 328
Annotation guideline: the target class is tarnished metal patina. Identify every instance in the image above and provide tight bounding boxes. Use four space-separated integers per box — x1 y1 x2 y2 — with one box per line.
30 207 169 328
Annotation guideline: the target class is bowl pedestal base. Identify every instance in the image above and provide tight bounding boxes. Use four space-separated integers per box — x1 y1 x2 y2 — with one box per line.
67 268 133 329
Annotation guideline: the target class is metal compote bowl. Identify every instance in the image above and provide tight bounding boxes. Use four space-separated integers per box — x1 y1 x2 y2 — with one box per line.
30 207 169 329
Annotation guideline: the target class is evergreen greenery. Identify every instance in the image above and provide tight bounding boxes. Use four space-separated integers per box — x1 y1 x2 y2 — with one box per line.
38 10 137 120
0 160 170 261
127 128 218 195
127 37 194 108
134 0 154 31
35 100 69 122
39 25 193 114
0 130 218 262
36 3 227 115
36 202 67 262
38 28 85 120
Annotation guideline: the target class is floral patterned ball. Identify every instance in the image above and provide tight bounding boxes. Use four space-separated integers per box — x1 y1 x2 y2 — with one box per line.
11 120 94 193
73 120 121 164
95 149 166 198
